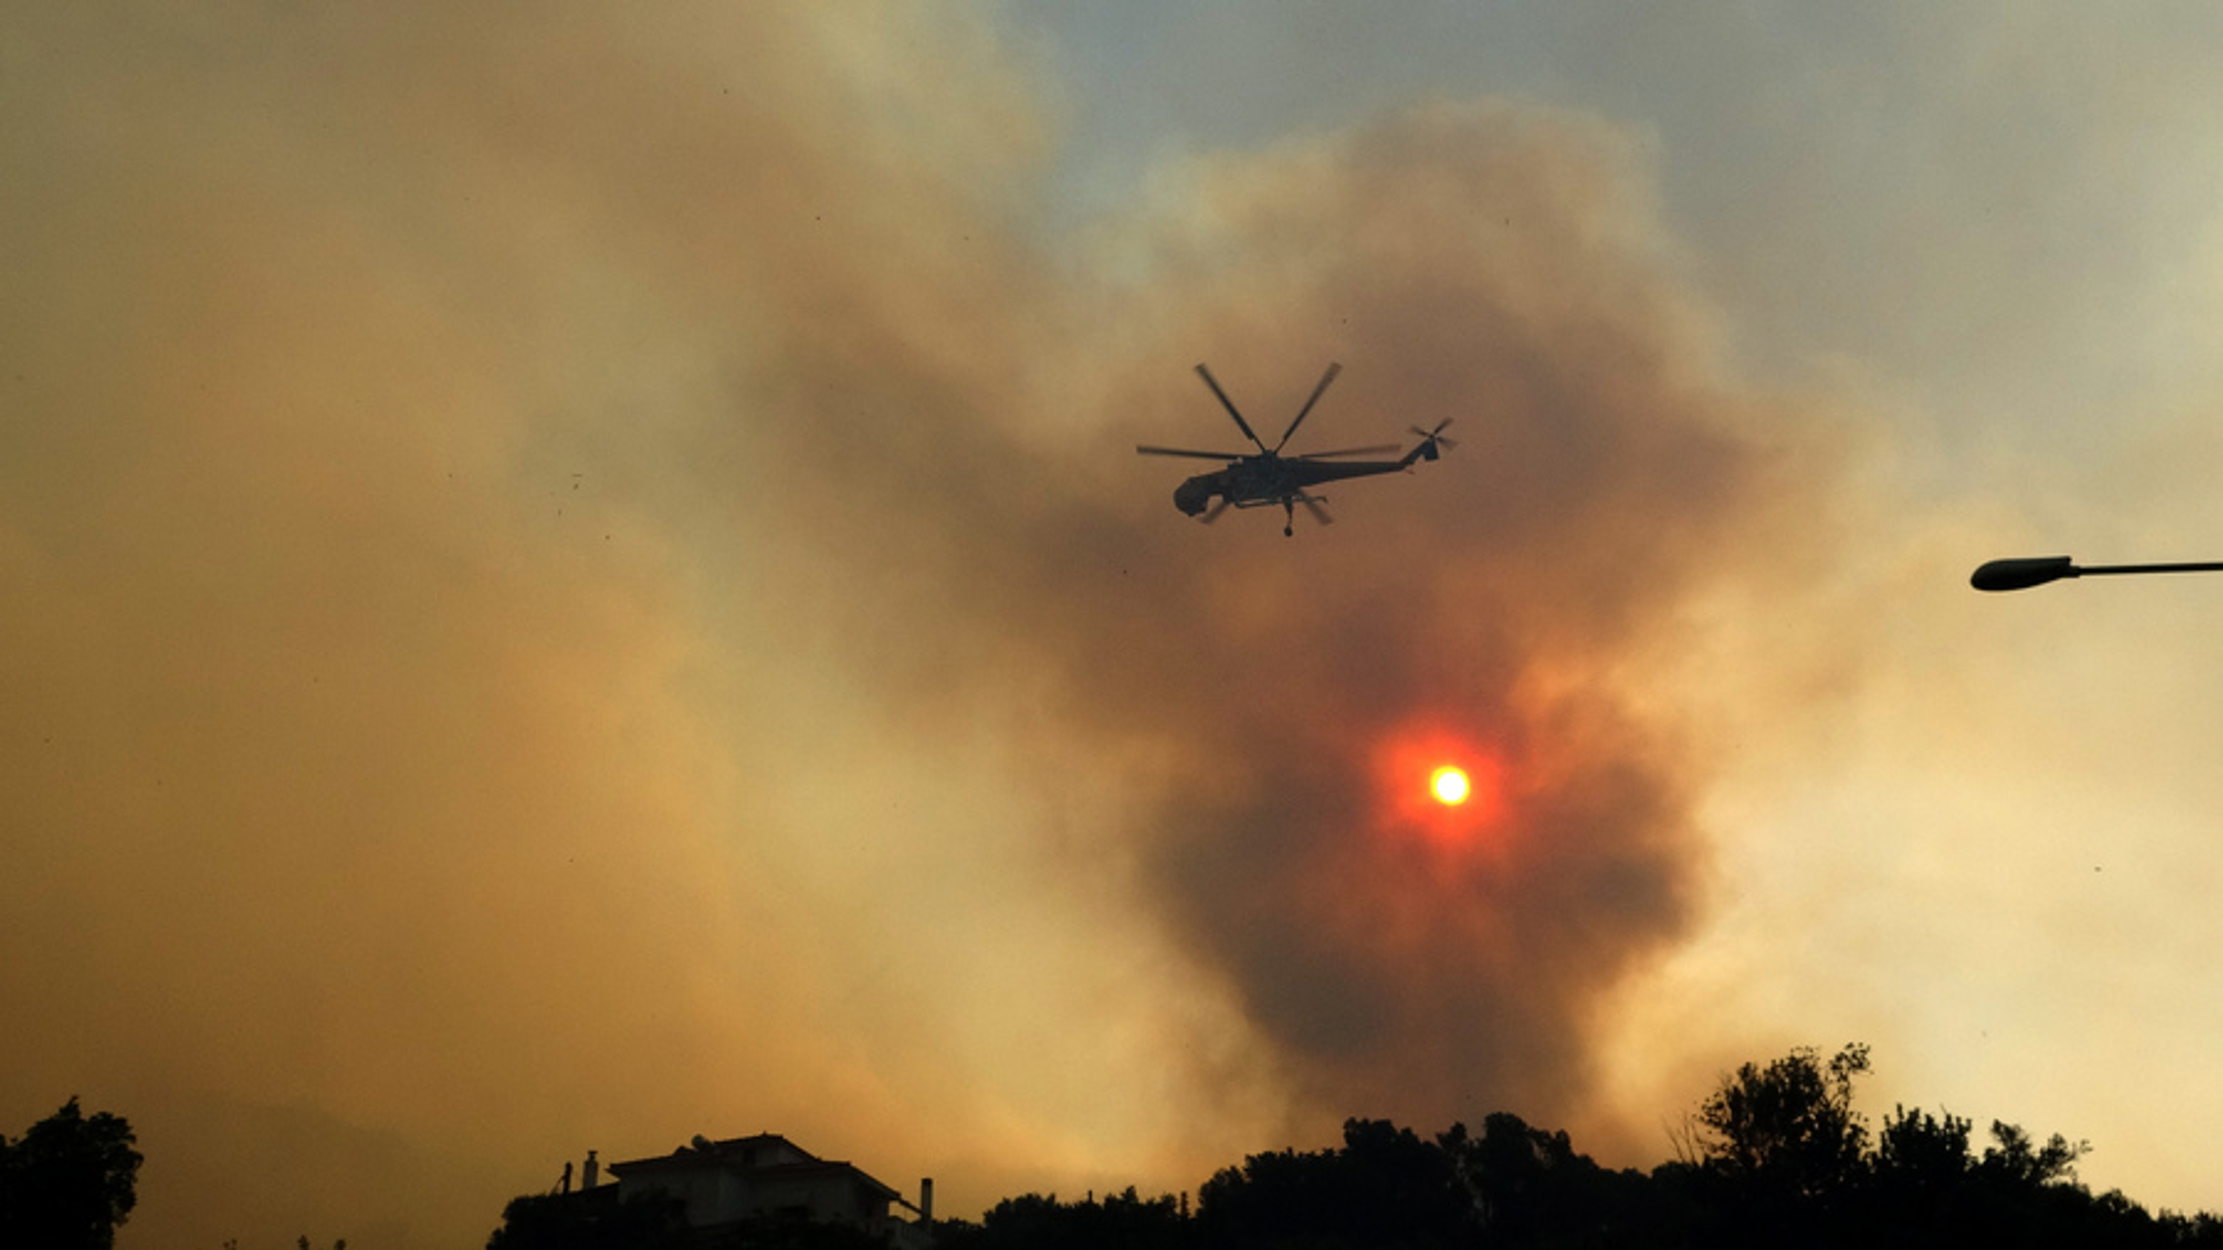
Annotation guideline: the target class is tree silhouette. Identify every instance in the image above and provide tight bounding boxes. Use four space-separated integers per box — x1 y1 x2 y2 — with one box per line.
0 1097 143 1250
483 1189 688 1250
938 1187 1190 1250
484 1044 2223 1248
1695 1042 1870 1197
1194 1118 1472 1250
1667 1045 2223 1250
1443 1112 1660 1248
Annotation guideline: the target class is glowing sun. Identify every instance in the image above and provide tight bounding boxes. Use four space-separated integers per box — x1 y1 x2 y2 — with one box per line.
1429 765 1471 806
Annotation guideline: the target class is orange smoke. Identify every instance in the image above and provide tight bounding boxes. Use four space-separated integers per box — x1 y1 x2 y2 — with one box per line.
0 3 1819 1242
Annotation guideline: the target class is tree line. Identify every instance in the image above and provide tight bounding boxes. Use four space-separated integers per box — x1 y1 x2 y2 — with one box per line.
937 1045 2223 1250
17 1044 2223 1247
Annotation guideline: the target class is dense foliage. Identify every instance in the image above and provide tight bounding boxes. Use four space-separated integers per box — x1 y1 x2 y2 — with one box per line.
0 1098 143 1250
25 1042 2212 1247
935 1046 2223 1250
485 1190 690 1250
481 1045 2223 1247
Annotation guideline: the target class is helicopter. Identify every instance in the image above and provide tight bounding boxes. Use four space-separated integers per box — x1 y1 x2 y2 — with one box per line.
1138 362 1455 536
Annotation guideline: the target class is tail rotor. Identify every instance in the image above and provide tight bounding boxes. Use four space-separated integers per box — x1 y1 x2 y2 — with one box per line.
1408 419 1456 462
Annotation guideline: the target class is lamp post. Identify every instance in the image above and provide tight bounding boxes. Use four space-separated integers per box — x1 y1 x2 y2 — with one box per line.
1971 555 2223 592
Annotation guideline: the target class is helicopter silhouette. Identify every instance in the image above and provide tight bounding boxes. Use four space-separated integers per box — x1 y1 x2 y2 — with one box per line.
1138 362 1454 536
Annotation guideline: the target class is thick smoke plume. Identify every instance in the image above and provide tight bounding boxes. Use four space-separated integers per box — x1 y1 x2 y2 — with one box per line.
862 105 1776 1124
0 4 1809 1246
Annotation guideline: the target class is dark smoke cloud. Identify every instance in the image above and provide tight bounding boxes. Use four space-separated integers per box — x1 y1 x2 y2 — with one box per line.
0 4 1816 1245
768 100 1786 1130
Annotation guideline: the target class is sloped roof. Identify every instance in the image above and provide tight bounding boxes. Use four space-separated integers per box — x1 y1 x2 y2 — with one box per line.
608 1132 901 1201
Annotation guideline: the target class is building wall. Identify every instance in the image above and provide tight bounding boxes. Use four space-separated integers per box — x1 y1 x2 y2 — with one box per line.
618 1164 889 1228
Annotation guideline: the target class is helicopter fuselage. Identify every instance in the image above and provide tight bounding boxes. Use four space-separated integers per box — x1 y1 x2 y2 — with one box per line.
1174 443 1437 516
1141 361 1451 535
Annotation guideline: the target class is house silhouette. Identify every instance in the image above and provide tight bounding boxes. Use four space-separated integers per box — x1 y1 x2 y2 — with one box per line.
594 1132 931 1243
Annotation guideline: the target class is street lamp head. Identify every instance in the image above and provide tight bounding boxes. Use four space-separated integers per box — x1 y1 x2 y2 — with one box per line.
1971 555 2079 592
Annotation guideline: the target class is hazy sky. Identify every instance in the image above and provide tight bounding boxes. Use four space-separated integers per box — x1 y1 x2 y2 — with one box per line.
10 4 2223 1246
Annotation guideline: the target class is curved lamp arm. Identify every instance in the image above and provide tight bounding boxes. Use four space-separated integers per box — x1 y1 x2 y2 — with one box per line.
1973 555 2223 592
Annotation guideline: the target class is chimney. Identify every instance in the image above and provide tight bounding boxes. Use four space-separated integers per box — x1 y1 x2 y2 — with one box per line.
583 1150 599 1190
919 1178 934 1224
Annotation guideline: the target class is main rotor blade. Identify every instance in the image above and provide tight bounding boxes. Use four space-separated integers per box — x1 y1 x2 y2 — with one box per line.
1272 361 1342 452
1137 444 1243 460
1294 443 1401 460
1194 364 1269 452
1299 494 1334 527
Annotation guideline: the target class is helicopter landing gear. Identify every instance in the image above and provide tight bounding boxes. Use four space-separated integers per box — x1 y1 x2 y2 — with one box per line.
1281 493 1330 536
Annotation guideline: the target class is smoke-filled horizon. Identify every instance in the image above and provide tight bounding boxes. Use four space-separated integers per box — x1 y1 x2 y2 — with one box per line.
18 4 2223 1247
